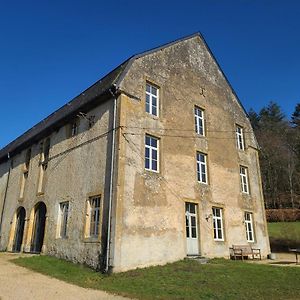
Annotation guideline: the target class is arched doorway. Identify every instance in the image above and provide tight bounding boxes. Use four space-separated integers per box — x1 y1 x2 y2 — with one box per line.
30 202 47 253
12 207 26 252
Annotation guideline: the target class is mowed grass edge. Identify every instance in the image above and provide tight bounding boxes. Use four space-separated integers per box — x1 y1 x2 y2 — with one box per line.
267 222 300 241
267 222 300 251
12 255 300 300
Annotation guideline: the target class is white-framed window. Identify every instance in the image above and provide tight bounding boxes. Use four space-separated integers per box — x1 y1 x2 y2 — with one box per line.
146 82 159 116
240 166 249 194
70 119 79 137
145 135 159 172
236 125 245 150
196 152 208 184
195 106 205 136
245 212 254 242
19 148 31 199
89 196 101 237
59 201 69 238
212 207 224 241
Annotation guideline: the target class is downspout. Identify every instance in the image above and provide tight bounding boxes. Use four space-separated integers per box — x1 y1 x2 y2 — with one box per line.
105 86 118 273
0 153 12 244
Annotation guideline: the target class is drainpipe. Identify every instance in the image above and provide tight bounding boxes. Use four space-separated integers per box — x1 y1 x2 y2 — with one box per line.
105 86 118 273
0 153 12 244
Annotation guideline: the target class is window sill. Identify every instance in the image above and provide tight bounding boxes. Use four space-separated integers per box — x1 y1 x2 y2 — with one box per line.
144 170 162 179
197 181 208 186
195 133 206 138
214 239 225 243
145 168 160 174
83 237 101 243
145 113 160 120
241 192 251 197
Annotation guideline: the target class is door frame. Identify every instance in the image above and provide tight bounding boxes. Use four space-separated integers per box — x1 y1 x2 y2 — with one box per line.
185 202 200 256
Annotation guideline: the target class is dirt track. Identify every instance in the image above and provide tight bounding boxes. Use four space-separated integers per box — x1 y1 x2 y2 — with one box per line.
0 253 129 300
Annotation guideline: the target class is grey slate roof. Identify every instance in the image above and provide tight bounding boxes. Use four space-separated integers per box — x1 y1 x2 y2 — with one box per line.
0 32 248 163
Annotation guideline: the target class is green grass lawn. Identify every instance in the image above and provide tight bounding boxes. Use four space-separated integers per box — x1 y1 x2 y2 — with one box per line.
13 255 300 300
268 222 300 241
267 222 300 252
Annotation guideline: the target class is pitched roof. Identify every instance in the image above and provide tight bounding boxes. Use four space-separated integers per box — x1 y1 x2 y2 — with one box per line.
0 32 248 163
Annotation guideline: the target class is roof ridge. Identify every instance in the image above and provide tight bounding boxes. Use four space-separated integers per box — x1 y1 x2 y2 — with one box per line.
115 32 201 88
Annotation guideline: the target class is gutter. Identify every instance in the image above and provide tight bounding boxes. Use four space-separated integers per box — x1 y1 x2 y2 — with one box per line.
0 153 12 244
104 85 118 273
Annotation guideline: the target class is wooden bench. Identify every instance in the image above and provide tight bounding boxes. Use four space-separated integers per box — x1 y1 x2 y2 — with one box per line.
229 245 261 260
289 248 300 264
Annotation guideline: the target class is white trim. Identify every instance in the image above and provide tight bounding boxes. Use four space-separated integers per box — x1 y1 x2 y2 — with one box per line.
236 125 245 150
245 212 255 242
212 207 224 241
145 135 159 172
196 152 207 184
89 196 101 237
145 83 159 117
240 166 249 194
58 201 69 238
194 106 205 136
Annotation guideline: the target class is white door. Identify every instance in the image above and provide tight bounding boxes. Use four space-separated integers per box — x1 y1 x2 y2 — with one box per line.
185 203 199 255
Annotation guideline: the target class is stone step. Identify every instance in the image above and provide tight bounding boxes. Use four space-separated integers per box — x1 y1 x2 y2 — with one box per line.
185 256 210 264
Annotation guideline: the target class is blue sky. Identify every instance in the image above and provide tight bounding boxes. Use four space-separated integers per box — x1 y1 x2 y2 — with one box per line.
0 0 299 148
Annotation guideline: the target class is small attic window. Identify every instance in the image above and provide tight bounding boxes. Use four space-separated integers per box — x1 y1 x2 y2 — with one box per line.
24 148 31 172
69 118 80 137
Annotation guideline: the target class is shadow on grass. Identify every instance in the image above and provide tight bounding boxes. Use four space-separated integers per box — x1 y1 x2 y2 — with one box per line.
270 238 300 252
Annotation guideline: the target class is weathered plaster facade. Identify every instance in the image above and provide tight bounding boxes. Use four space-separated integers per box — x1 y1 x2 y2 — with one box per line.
0 33 270 272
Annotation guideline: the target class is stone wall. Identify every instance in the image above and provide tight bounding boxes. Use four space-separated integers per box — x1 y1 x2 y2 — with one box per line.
111 35 270 272
0 98 114 268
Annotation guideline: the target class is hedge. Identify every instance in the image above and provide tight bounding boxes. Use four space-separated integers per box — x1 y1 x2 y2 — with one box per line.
266 209 300 222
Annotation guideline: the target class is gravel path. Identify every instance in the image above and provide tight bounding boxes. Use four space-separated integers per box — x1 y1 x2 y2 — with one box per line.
0 253 129 300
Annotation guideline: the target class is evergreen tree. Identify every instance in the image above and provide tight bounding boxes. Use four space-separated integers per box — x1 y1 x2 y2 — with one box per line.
248 108 260 130
249 101 299 209
291 103 300 127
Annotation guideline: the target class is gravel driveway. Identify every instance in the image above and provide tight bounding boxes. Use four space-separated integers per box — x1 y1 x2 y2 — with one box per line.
0 253 129 300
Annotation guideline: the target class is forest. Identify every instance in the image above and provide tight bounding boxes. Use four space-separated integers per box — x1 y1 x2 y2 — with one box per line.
248 102 300 210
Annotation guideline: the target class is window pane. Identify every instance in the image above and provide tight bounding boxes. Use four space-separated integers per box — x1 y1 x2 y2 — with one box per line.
191 227 197 238
145 158 150 169
186 226 190 238
146 102 150 113
152 160 157 171
249 231 253 241
152 97 157 106
146 84 150 93
145 147 150 158
190 204 195 214
218 229 222 239
152 86 157 96
145 136 150 145
151 137 157 147
152 106 157 116
213 227 217 239
152 149 157 160
201 172 206 183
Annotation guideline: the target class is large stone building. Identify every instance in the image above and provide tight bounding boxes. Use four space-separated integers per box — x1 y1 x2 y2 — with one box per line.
0 33 270 272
